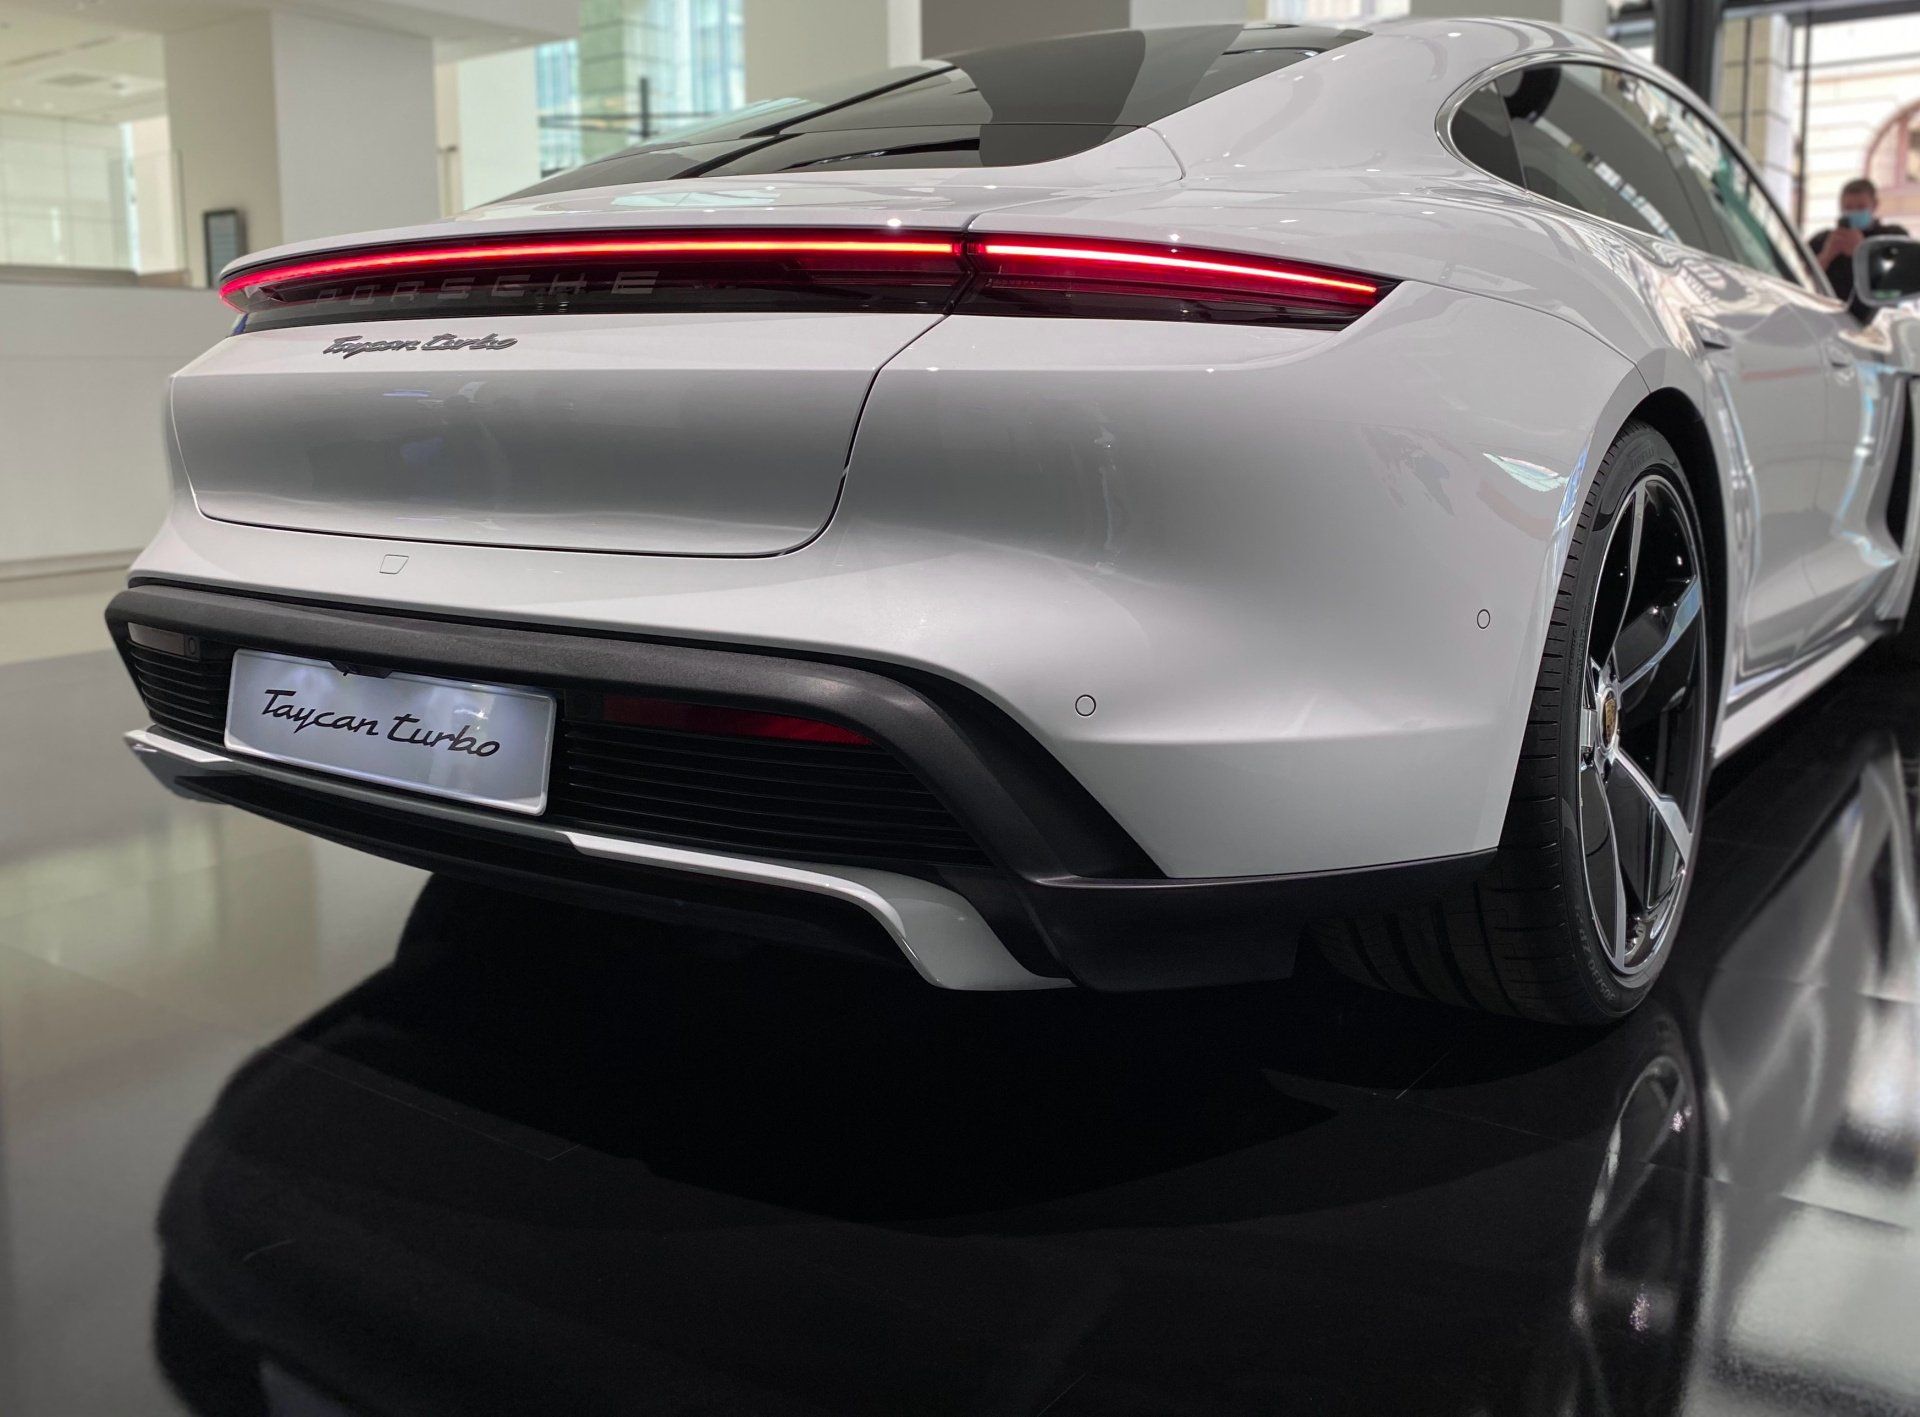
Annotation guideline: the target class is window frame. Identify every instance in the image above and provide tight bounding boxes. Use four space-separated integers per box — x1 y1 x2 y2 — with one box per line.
1439 54 1835 302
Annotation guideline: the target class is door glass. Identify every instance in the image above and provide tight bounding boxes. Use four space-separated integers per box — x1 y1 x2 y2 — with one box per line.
1646 86 1818 288
1498 64 1717 251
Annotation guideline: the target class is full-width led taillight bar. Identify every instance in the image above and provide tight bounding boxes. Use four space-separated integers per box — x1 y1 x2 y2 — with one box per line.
220 229 1391 331
958 234 1383 327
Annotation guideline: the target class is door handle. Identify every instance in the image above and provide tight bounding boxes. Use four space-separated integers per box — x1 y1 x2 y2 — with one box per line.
1824 340 1854 369
1689 317 1732 351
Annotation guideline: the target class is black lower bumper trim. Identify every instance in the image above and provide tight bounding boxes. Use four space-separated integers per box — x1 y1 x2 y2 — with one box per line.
1020 851 1499 990
111 583 1498 991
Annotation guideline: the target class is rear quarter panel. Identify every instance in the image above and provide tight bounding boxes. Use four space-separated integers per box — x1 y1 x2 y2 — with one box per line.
828 282 1644 875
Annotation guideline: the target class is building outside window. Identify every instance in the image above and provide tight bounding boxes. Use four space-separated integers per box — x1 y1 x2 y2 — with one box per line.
1781 14 1920 231
536 39 585 177
0 16 180 282
1264 0 1409 23
572 0 743 164
1869 101 1920 189
1863 98 1920 225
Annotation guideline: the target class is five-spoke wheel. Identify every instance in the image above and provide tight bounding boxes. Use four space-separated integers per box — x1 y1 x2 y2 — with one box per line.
1576 475 1708 980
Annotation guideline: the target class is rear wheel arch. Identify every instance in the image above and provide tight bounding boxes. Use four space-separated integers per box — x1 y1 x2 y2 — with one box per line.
1552 375 1731 741
1619 386 1730 736
1313 414 1719 1023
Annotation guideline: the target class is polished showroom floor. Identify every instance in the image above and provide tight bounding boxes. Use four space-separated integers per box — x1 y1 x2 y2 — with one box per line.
4 600 1920 1415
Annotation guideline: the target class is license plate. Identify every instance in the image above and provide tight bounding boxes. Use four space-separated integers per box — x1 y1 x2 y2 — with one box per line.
224 650 556 814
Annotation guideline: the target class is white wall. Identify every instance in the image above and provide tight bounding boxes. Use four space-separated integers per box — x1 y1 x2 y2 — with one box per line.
162 13 285 278
0 285 232 574
919 0 1128 56
126 116 182 276
743 0 894 101
446 47 543 212
886 0 921 65
1408 0 1604 32
744 0 1248 97
163 9 441 277
1131 0 1260 23
272 12 441 244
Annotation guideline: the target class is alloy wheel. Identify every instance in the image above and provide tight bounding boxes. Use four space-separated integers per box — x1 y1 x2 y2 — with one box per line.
1577 473 1709 978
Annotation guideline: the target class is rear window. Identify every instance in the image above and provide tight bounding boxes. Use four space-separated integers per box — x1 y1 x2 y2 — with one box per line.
516 23 1366 198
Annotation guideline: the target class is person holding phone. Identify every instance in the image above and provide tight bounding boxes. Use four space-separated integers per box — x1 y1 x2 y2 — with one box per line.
1811 177 1909 308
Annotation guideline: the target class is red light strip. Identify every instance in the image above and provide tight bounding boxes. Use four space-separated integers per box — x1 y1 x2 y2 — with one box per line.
599 694 872 746
220 234 963 307
969 239 1380 298
220 228 1385 316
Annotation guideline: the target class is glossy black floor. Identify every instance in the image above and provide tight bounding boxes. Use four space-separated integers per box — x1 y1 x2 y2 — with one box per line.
6 646 1920 1415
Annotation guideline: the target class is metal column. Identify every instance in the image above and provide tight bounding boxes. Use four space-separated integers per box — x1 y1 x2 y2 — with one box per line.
1653 0 1725 103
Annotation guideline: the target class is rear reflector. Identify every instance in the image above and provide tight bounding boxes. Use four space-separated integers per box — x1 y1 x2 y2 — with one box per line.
221 229 1389 331
596 694 873 747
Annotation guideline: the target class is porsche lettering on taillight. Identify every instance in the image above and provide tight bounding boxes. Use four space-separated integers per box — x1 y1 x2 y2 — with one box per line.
219 229 1392 332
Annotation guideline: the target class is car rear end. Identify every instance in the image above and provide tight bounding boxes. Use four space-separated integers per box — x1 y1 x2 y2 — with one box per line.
113 20 1637 991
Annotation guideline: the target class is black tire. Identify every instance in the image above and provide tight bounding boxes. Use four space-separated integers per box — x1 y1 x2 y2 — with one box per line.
1312 421 1714 1025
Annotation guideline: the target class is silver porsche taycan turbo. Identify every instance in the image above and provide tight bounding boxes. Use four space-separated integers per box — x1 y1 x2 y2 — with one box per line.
111 17 1920 1023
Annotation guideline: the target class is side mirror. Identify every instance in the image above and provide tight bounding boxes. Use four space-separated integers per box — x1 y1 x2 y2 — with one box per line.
1854 235 1920 308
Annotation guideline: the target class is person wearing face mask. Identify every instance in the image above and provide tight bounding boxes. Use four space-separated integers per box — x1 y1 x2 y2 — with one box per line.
1811 177 1908 309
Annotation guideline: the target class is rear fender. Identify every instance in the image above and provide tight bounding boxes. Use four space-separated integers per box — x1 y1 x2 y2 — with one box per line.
834 281 1642 875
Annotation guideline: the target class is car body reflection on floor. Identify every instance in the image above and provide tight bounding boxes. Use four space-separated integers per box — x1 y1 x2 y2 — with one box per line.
143 674 1920 1417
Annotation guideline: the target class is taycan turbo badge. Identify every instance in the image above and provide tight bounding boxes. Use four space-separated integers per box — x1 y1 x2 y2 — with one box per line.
118 17 1920 1025
321 333 519 358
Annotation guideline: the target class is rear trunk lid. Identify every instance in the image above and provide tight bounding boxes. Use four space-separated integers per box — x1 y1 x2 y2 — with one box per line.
173 153 1178 559
174 306 939 558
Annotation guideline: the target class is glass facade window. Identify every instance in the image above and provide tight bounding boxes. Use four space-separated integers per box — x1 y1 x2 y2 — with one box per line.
1265 0 1407 24
640 0 745 131
536 40 585 177
0 21 181 282
0 114 133 269
574 0 743 163
536 0 743 174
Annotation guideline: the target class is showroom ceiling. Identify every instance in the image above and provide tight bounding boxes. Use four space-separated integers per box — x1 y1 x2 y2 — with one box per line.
0 4 162 124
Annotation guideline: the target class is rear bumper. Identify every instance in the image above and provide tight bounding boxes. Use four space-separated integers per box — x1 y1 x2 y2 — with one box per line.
126 727 1064 991
111 583 1493 991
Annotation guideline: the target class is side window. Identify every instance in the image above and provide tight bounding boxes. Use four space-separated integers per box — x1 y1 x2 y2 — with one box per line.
1451 82 1522 187
1654 90 1818 289
1497 64 1716 253
1466 62 1823 290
